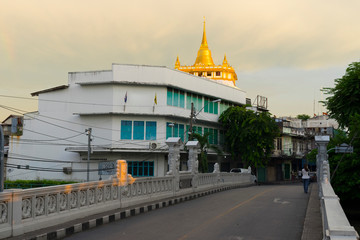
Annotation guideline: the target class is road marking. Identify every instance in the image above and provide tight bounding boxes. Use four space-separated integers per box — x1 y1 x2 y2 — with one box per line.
177 187 275 240
273 198 290 204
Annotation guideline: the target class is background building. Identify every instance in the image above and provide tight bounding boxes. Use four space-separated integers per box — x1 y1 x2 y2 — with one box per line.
7 64 248 181
257 115 339 183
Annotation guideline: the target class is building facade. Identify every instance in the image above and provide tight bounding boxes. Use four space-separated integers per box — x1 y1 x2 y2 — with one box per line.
258 115 339 182
7 63 247 181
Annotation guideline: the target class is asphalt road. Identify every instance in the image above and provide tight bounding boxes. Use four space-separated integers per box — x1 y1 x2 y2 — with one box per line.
67 184 309 240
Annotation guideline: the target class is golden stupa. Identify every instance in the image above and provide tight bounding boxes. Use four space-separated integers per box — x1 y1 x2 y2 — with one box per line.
175 19 238 87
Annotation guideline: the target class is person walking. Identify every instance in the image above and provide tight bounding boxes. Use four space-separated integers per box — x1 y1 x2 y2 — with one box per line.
302 164 310 193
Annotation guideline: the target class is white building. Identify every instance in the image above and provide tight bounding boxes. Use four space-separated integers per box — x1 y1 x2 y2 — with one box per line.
7 64 248 181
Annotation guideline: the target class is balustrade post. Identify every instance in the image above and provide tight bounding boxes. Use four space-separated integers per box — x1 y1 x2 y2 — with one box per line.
213 163 220 185
186 141 200 188
7 189 23 236
315 135 330 185
166 137 182 192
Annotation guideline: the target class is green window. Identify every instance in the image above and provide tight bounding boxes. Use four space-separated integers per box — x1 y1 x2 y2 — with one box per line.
186 93 192 109
197 95 202 111
214 102 218 114
166 122 172 139
146 121 156 140
209 128 214 144
173 89 179 107
121 120 132 140
180 91 185 108
209 101 214 114
204 98 209 113
197 126 202 135
133 121 144 140
174 124 179 137
213 129 218 144
128 161 154 177
192 94 197 111
179 124 184 141
167 88 172 106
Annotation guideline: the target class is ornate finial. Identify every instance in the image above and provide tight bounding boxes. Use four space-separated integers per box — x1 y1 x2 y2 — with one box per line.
201 17 208 47
222 54 229 66
175 56 180 69
194 17 214 66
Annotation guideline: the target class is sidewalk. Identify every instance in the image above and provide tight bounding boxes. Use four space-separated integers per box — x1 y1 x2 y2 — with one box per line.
301 182 322 240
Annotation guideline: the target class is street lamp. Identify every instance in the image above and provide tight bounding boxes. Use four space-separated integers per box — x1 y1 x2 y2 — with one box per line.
189 99 221 140
168 123 175 137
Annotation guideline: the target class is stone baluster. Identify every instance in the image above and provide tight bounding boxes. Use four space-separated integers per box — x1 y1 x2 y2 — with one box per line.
165 137 182 192
186 141 200 188
315 135 330 184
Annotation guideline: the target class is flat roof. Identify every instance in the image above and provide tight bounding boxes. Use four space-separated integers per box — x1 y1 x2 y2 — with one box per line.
31 85 68 96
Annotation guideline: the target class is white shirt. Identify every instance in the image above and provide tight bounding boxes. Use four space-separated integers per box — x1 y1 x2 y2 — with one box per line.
302 169 310 179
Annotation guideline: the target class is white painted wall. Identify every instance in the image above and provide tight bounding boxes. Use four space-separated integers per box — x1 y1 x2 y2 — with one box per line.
7 64 247 181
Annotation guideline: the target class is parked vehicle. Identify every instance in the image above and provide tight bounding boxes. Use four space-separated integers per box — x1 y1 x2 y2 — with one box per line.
230 168 248 173
230 168 257 184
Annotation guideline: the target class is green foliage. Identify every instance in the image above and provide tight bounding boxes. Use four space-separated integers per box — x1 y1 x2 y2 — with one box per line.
296 114 311 121
192 132 222 173
306 149 318 163
322 61 360 200
218 106 280 168
4 179 77 189
192 132 210 173
323 61 360 129
327 117 360 201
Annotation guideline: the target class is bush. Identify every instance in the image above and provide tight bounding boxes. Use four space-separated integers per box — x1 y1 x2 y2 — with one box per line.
4 180 77 189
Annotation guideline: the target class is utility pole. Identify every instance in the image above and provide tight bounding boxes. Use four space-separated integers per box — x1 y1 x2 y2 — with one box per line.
189 102 195 141
85 128 92 182
0 125 4 192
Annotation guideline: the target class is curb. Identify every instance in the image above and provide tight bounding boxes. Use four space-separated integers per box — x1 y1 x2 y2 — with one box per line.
301 182 322 240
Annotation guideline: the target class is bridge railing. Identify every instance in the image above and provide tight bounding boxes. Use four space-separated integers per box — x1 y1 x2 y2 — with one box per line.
0 171 252 239
316 136 359 240
0 137 254 238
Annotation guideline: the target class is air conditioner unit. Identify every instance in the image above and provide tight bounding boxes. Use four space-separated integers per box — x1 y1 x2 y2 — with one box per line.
63 167 72 174
149 142 158 150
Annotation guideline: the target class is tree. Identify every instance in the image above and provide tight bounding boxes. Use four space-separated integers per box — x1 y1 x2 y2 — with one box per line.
322 61 360 129
322 61 360 201
192 132 222 173
326 122 360 201
192 132 210 173
218 106 279 168
297 114 311 121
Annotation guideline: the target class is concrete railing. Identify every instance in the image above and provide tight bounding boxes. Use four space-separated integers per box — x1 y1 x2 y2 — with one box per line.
0 172 252 239
0 137 254 238
316 136 359 240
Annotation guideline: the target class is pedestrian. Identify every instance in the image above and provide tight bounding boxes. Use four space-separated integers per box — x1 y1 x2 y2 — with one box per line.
302 164 310 193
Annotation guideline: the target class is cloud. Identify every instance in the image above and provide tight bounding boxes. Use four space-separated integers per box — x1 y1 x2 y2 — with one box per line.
1 0 360 120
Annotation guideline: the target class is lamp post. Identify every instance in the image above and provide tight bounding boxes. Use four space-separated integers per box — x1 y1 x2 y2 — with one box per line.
189 99 221 140
85 128 92 182
168 123 175 137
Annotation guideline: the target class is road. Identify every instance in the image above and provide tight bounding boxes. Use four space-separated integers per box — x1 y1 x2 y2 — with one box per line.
67 184 310 240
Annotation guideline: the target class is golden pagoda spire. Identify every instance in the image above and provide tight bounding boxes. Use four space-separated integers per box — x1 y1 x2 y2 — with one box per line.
194 17 214 66
201 17 208 47
175 56 180 69
222 54 229 66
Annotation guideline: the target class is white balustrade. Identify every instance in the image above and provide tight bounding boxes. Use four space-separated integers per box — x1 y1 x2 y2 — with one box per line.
0 171 252 238
315 136 359 239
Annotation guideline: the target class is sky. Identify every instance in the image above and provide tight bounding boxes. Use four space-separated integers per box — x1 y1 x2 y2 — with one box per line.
1 0 360 121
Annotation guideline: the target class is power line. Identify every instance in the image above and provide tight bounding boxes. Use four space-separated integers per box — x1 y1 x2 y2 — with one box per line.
5 163 115 172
